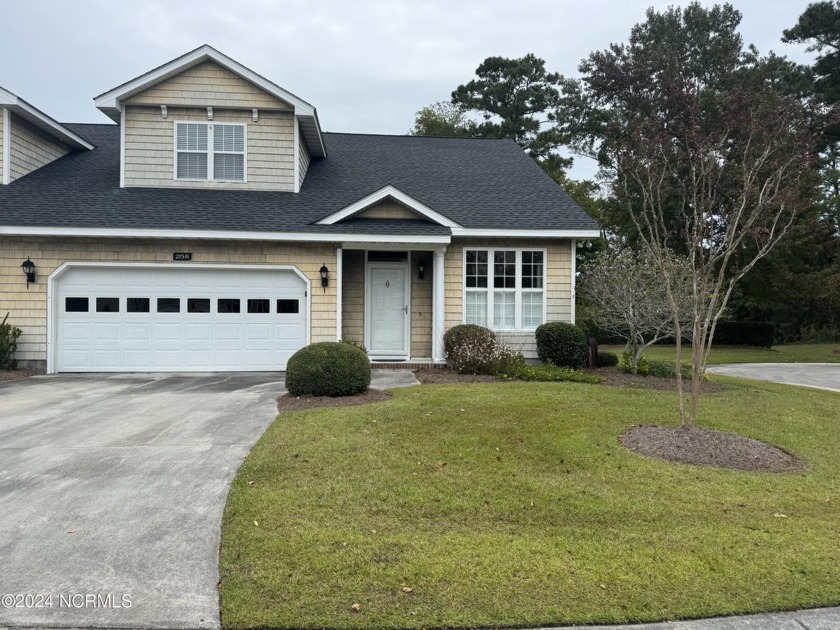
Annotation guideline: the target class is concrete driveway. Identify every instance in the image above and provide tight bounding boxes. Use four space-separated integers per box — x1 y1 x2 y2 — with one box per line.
707 363 840 392
0 372 284 629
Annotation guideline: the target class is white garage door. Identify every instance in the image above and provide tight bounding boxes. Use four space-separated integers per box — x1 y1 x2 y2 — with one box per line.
54 266 308 372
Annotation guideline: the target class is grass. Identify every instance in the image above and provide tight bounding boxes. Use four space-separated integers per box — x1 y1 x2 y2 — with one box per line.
220 378 840 629
603 343 840 365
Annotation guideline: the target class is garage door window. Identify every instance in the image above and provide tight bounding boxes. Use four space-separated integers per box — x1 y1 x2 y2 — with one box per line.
187 298 210 313
157 298 180 313
277 299 299 314
218 298 240 313
96 297 119 313
65 297 89 312
127 298 150 313
248 299 270 314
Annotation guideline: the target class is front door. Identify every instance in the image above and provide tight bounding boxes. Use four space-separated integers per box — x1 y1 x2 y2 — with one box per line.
367 264 409 357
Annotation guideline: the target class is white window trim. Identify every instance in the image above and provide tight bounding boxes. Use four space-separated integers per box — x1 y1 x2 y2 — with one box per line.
462 247 547 332
173 121 248 183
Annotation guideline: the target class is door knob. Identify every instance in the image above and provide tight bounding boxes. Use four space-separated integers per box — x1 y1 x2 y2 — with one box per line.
403 305 408 314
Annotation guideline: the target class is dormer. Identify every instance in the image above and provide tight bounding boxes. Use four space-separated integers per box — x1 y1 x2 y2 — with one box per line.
94 45 325 192
0 87 93 185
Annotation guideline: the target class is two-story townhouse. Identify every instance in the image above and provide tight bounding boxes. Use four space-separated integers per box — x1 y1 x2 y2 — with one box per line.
0 45 600 373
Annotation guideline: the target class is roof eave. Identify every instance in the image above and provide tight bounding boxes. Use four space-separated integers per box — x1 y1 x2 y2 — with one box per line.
0 87 94 151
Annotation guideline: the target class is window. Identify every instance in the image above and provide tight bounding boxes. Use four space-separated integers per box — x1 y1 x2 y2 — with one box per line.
218 298 241 313
96 297 119 313
127 298 150 313
176 122 245 182
65 297 89 312
247 299 270 314
464 249 546 330
277 299 300 314
157 298 180 313
187 298 210 313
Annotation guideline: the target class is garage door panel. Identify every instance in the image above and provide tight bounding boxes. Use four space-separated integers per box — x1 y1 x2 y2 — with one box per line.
56 266 308 372
94 323 121 342
123 323 152 342
123 349 152 370
275 323 305 342
245 324 272 341
62 323 92 342
92 350 121 369
184 324 212 341
61 350 90 370
152 349 182 370
154 323 181 341
215 325 242 341
214 349 243 369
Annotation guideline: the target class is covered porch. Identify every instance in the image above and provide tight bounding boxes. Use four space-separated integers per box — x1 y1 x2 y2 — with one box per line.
337 245 446 364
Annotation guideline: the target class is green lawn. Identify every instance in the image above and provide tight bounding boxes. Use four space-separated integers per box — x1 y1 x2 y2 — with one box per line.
603 343 840 364
220 379 840 629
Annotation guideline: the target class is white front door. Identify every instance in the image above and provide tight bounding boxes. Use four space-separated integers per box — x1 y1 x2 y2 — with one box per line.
367 265 409 357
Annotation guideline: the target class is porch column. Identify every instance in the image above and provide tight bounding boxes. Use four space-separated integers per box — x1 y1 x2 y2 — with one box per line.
432 247 446 364
336 247 343 340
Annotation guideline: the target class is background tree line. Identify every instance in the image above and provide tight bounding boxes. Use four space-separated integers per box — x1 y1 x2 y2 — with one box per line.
409 1 840 345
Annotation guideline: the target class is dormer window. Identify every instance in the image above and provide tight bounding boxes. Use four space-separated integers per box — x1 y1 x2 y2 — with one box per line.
175 122 246 182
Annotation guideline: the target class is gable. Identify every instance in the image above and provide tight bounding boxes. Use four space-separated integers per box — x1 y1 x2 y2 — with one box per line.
124 61 290 110
354 200 424 221
317 185 462 228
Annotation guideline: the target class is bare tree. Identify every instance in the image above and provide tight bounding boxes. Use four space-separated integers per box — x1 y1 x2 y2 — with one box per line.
614 86 817 427
578 250 692 373
561 4 822 427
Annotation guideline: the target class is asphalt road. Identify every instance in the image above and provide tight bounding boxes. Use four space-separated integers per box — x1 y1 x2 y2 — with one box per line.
706 363 840 392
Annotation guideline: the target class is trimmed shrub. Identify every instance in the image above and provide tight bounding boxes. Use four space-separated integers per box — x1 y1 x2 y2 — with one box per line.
340 339 368 354
596 351 619 368
535 322 589 368
445 325 524 375
0 313 22 371
713 321 775 347
443 324 496 357
286 342 370 397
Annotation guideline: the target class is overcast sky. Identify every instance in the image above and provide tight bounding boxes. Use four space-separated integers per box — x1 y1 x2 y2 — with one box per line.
2 0 814 179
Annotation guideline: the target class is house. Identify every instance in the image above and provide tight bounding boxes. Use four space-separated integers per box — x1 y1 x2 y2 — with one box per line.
0 45 599 373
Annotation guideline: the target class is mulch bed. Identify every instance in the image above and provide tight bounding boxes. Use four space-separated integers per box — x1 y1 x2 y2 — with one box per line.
277 388 390 413
833 348 840 355
585 366 723 392
620 424 805 472
0 369 45 382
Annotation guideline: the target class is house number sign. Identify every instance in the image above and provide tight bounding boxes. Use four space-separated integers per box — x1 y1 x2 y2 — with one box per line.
173 252 192 261
385 280 390 288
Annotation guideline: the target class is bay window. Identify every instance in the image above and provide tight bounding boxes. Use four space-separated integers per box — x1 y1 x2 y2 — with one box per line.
175 122 246 182
464 249 546 330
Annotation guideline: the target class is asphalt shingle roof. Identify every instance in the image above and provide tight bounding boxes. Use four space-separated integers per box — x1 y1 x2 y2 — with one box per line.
0 124 599 235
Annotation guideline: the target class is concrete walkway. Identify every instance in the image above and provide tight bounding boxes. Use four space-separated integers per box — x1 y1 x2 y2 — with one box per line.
707 362 840 393
370 368 420 389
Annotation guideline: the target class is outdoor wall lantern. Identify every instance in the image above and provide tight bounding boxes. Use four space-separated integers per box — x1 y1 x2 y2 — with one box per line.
21 258 36 289
320 264 329 291
417 260 426 280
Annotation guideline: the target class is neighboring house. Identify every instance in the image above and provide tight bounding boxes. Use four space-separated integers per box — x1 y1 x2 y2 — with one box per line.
0 45 599 373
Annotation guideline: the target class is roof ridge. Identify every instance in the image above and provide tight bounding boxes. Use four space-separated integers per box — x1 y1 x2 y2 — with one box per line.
323 131 509 141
